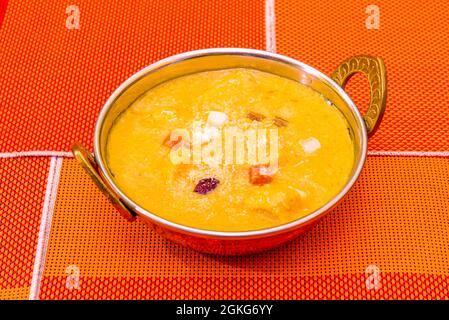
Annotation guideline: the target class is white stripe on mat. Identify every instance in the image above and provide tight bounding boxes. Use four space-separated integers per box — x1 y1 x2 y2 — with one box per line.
29 156 63 300
368 151 449 158
265 0 276 53
0 151 73 159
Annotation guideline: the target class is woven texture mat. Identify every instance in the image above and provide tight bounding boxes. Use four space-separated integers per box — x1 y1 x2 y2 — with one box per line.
1 0 448 300
39 157 449 299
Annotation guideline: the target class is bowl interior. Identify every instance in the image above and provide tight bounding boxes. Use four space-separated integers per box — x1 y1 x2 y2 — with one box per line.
94 49 367 237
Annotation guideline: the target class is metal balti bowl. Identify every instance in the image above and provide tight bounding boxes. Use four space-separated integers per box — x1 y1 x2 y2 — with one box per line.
72 48 387 255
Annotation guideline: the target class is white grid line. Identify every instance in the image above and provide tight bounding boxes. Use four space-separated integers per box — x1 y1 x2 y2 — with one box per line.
265 0 276 53
0 151 73 159
368 151 449 158
29 156 63 300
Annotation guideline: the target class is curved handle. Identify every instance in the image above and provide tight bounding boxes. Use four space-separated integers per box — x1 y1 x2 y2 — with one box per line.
331 55 387 137
72 143 136 222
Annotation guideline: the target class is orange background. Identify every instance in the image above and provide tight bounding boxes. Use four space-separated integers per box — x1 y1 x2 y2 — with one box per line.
0 0 448 300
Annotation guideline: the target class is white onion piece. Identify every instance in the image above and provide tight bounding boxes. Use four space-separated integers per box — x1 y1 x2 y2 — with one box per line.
207 111 228 128
300 137 321 154
288 186 307 198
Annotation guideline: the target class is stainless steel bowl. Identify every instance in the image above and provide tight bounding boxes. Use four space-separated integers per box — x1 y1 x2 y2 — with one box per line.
72 48 387 255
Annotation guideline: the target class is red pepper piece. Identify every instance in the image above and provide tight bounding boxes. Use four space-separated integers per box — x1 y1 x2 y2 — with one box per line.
249 165 274 185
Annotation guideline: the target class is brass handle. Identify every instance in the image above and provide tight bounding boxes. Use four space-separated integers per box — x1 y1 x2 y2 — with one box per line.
72 143 136 222
331 55 387 137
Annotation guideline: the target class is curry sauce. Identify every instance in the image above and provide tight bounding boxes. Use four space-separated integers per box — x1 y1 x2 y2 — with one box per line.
107 68 354 231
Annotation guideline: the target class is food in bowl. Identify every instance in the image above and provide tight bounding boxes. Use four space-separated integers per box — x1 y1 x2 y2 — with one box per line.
72 49 387 254
106 68 354 232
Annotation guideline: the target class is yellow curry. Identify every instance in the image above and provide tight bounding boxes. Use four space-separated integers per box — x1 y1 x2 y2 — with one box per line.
107 68 354 231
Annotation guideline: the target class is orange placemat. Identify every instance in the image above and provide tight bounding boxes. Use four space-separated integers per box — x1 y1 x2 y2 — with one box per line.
276 0 449 152
39 157 449 299
0 158 49 300
1 0 448 300
0 0 6 29
0 0 265 152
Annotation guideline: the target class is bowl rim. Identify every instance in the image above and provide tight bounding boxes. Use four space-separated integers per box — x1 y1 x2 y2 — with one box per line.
94 48 368 239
